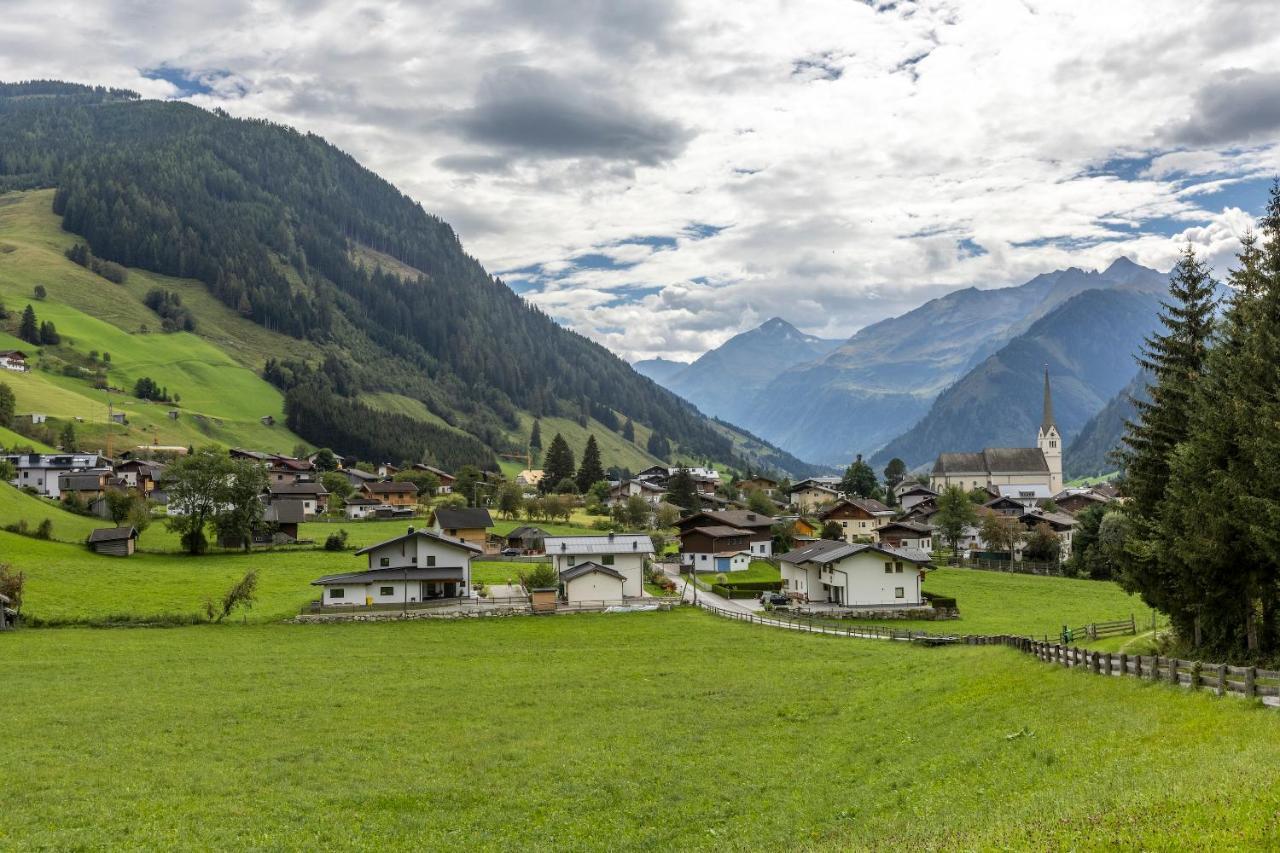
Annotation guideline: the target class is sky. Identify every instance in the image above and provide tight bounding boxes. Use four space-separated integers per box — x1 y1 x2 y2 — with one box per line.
3 0 1280 361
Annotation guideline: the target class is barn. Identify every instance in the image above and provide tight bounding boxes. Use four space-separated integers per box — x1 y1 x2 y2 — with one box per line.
87 526 139 557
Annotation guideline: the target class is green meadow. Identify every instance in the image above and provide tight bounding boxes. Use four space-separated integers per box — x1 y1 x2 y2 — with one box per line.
4 610 1280 850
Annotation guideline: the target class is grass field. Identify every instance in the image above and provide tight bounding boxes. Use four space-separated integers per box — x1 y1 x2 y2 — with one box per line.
4 610 1280 849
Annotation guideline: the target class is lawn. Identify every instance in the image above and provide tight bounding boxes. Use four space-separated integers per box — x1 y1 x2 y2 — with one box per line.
4 610 1280 848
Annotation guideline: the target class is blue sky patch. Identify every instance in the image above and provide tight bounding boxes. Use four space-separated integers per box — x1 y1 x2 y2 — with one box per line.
683 222 727 240
141 66 228 97
957 237 987 257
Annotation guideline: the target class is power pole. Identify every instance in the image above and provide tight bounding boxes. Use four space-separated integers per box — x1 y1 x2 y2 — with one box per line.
105 391 114 460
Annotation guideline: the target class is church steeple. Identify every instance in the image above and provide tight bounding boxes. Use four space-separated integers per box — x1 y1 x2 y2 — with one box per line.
1037 365 1062 493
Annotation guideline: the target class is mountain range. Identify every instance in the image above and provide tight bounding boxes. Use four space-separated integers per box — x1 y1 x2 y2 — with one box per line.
639 258 1168 473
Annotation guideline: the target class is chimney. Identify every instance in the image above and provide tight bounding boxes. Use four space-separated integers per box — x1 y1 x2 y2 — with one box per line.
608 531 615 541
407 526 415 535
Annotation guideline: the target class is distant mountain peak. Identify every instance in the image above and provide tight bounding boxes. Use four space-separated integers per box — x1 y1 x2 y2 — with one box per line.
760 316 796 332
1103 255 1140 275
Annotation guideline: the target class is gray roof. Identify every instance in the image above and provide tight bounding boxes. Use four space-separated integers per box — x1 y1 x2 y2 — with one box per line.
779 539 932 566
560 561 627 582
58 470 110 491
678 510 774 530
432 507 493 529
932 448 1049 476
264 501 305 525
820 498 893 519
685 525 752 539
353 528 483 556
879 520 934 535
506 525 549 540
544 533 655 555
312 566 467 585
270 481 328 495
365 480 418 494
88 526 138 543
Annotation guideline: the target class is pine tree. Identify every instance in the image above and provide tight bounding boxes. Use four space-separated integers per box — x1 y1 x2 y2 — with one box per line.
666 467 699 512
1115 244 1218 645
575 434 605 493
646 431 670 460
59 420 76 451
839 455 881 499
18 304 37 344
622 418 635 442
540 433 575 494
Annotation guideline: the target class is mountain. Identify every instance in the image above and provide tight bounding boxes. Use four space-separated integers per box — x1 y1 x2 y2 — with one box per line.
651 318 842 424
632 357 689 384
734 259 1168 465
1065 369 1150 480
869 288 1165 470
0 80 812 476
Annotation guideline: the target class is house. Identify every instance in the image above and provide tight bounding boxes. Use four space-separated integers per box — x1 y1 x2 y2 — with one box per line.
559 562 628 603
515 469 545 489
340 467 381 488
0 592 11 630
1053 488 1112 515
1018 509 1077 561
87 526 139 557
779 539 932 606
996 483 1053 507
678 524 755 572
931 368 1063 494
343 496 382 519
4 452 102 498
818 498 894 543
259 415 275 426
311 527 481 606
789 478 842 513
411 465 455 494
635 465 670 487
607 479 668 507
264 501 304 542
376 462 400 478
983 495 1027 517
896 483 939 511
675 512 773 558
267 481 328 517
1092 481 1122 500
545 533 654 598
266 457 315 485
0 350 29 372
876 520 934 552
58 469 118 505
113 459 164 497
901 497 939 524
740 476 779 496
361 480 419 508
430 506 493 548
505 525 549 554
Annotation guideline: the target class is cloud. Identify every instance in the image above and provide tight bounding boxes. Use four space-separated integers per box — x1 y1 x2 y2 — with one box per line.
449 66 694 166
1169 69 1280 147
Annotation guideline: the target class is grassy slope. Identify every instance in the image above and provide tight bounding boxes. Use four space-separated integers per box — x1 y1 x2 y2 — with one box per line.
4 611 1280 849
0 189 308 454
0 423 53 450
508 412 661 475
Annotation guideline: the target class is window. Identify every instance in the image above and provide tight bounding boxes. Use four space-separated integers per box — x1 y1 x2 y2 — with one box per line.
895 562 903 573
380 586 394 596
1050 440 1057 448
426 556 436 567
701 554 708 561
411 557 417 563
895 587 905 599
884 562 893 574
602 554 615 565
329 588 345 599
380 557 390 567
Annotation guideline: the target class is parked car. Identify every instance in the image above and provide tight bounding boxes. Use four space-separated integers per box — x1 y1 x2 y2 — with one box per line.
500 547 523 557
760 592 788 607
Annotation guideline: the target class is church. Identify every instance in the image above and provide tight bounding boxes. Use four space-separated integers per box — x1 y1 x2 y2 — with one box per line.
929 368 1063 495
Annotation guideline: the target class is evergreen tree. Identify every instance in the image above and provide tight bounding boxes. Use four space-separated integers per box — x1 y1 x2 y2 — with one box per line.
1115 244 1218 646
933 485 977 559
540 433 575 494
18 304 37 344
59 420 76 450
646 431 671 460
882 457 907 489
839 454 881 499
622 417 635 442
529 419 542 456
575 434 605 493
666 467 699 512
38 321 60 345
0 381 13 428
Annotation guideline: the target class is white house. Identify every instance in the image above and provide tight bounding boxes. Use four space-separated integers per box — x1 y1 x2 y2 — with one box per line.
896 484 939 511
779 539 932 606
0 350 29 372
606 479 668 507
3 452 101 498
876 520 935 552
343 497 382 519
560 562 628 603
544 533 653 599
789 478 842 513
311 527 480 606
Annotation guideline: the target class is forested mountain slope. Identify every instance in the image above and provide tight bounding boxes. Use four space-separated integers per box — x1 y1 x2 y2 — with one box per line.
0 80 812 475
870 288 1165 470
1065 369 1150 480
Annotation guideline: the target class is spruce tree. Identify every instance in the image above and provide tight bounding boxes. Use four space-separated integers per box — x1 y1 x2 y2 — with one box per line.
622 418 635 442
666 467 699 513
576 434 605 493
18 304 37 344
839 455 881 499
540 433 575 494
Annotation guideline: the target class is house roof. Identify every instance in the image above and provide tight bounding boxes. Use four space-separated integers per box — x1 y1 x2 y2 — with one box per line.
264 501 306 524
779 539 932 566
343 468 380 482
364 480 418 494
790 481 841 495
677 510 774 531
0 349 27 359
87 526 138 543
353 528 483 556
685 525 752 539
506 525 549 540
560 561 628 582
544 533 655 555
269 482 327 496
897 484 939 497
996 483 1052 500
879 520 934 535
344 497 381 506
613 479 666 493
1020 510 1076 530
432 506 493 529
413 464 455 481
59 470 110 490
819 498 893 519
312 566 468 586
933 448 1049 476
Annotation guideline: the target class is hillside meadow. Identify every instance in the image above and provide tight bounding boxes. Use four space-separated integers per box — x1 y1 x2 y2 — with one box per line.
4 610 1280 849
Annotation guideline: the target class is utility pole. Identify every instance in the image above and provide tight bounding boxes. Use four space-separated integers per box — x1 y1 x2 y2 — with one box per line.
105 391 114 460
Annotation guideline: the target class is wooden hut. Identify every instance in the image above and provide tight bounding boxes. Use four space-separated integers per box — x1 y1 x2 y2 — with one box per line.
87 526 139 557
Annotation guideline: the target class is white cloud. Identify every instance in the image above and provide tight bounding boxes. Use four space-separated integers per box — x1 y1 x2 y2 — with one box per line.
2 0 1278 360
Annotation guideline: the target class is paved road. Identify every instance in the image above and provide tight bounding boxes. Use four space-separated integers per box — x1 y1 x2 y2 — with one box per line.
660 565 756 614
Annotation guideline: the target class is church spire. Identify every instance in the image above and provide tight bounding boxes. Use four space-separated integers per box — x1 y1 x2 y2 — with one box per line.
1041 365 1056 433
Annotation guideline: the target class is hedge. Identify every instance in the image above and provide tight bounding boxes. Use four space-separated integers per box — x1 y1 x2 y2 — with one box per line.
711 580 783 592
922 591 958 610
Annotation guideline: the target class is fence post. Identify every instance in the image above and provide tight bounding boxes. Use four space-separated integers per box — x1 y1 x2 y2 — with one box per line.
1089 623 1097 641
1216 663 1227 697
1134 654 1142 679
1091 651 1101 674
1168 658 1180 686
1104 652 1113 676
1190 660 1202 691
1129 612 1136 635
1118 652 1127 677
1245 666 1257 699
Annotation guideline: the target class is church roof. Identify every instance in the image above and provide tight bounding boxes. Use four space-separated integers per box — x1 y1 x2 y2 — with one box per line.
933 448 1049 476
1041 366 1057 433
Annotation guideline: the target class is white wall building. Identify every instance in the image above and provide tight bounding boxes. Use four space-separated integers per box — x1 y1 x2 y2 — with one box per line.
311 527 480 606
779 539 932 606
545 533 653 599
3 452 101 498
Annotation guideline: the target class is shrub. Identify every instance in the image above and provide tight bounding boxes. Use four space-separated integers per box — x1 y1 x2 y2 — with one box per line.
323 529 349 551
34 519 53 540
519 563 559 591
205 570 259 623
4 519 28 535
922 591 958 610
0 563 25 610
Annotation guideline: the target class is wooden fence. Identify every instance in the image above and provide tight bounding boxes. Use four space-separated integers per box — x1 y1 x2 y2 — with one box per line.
952 556 1070 576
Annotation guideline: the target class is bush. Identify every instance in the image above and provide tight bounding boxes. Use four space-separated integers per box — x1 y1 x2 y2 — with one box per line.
922 591 958 610
323 529 349 551
710 580 783 592
0 563 25 610
34 519 52 540
519 563 559 590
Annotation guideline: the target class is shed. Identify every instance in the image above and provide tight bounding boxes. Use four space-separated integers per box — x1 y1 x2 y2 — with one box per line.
560 561 627 603
87 526 139 557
